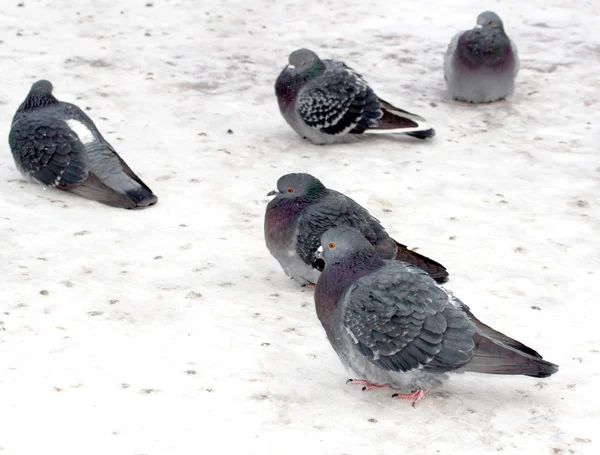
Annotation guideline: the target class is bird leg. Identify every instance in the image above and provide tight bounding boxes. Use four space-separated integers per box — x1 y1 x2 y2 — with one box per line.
302 283 316 289
392 389 427 407
346 379 391 391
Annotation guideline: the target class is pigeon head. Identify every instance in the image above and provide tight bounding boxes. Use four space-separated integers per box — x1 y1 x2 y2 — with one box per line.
313 226 385 320
18 79 59 113
288 48 321 70
316 226 375 265
476 11 504 29
267 173 327 199
31 80 54 94
275 49 326 106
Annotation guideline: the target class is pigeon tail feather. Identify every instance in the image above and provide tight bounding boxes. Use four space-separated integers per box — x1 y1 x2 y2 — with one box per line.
363 98 435 139
462 308 543 359
123 184 158 208
393 240 449 283
464 333 558 378
64 173 157 209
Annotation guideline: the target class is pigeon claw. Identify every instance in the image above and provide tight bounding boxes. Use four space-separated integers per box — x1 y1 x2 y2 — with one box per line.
346 379 390 391
392 389 427 407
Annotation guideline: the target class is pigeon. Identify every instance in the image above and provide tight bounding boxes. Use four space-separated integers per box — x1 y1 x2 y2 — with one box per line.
275 48 435 145
444 12 519 103
313 226 558 405
264 173 448 286
8 80 158 209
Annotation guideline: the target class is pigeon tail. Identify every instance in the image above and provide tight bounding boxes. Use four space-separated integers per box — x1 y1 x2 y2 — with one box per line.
97 152 158 209
363 98 435 139
122 183 158 208
463 333 558 378
65 173 157 209
462 307 543 359
405 129 436 140
393 240 449 283
64 151 157 210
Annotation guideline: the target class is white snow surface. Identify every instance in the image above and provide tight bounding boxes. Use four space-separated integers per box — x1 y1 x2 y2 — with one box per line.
1 0 599 454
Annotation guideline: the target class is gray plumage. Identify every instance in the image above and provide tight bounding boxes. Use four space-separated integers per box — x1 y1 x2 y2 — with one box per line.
444 12 519 103
264 173 448 286
314 226 558 397
8 80 158 209
275 48 435 145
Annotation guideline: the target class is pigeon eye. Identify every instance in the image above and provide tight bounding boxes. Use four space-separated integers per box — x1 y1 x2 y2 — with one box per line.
328 242 336 249
488 20 492 25
287 187 294 193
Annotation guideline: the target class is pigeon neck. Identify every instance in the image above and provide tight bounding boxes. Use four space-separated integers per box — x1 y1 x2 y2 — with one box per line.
458 28 510 68
269 188 327 214
487 25 507 38
276 60 326 107
302 59 326 80
305 182 327 198
18 91 59 113
315 251 384 323
265 195 316 231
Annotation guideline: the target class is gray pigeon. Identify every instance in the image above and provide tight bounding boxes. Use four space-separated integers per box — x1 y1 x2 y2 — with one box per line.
444 12 519 103
8 80 158 209
275 48 435 145
314 226 558 405
264 173 448 286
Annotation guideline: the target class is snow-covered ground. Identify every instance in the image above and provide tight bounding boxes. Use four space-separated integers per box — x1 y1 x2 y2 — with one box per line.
1 0 599 453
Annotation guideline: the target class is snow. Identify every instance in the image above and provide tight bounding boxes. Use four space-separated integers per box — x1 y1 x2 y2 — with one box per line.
0 0 598 454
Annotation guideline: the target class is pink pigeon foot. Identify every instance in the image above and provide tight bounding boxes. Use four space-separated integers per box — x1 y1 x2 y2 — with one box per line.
392 389 427 407
346 379 391 391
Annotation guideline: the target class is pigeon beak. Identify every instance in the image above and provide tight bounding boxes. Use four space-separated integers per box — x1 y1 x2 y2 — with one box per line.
315 245 324 259
267 189 280 197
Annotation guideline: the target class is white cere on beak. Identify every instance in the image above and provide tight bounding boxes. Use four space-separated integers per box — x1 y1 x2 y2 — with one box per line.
475 24 483 28
315 245 324 258
287 64 296 69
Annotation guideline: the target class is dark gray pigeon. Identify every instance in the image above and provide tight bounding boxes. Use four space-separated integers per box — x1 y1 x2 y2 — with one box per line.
314 226 558 405
264 173 448 286
8 80 158 209
444 12 519 103
275 48 435 145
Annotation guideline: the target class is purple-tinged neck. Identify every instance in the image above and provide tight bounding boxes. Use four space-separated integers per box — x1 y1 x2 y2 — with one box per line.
457 28 513 70
264 194 326 248
315 251 385 326
274 60 326 110
265 194 323 227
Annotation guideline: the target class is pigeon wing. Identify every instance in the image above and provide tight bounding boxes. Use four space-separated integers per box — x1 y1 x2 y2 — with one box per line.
297 62 381 136
342 263 475 373
298 195 390 269
9 116 89 187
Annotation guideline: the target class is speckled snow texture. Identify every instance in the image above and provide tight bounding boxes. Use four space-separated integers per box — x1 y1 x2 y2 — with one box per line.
0 1 598 454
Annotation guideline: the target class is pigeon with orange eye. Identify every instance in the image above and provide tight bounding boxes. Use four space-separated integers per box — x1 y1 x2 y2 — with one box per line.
265 172 448 287
444 11 519 103
315 241 336 259
312 225 558 406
